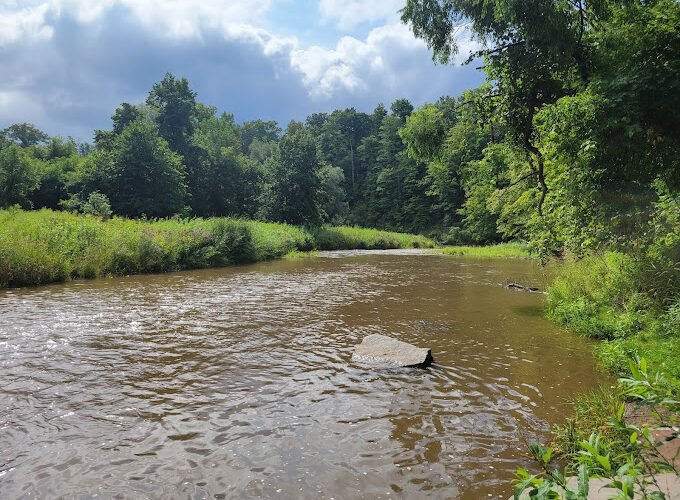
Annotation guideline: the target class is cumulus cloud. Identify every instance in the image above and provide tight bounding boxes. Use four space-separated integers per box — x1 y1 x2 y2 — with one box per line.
0 1 483 139
291 22 480 100
0 3 53 46
2 0 274 42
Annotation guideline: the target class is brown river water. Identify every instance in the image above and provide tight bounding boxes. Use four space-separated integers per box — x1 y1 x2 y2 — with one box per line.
0 250 605 499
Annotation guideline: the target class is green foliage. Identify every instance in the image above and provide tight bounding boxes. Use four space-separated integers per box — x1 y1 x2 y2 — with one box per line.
0 144 40 208
317 163 348 225
189 112 262 218
84 120 188 218
146 72 198 157
399 105 447 163
310 226 434 251
461 143 527 243
239 119 281 154
548 223 680 385
81 192 112 219
30 156 83 210
1 123 49 147
549 252 657 340
438 242 530 258
265 124 323 226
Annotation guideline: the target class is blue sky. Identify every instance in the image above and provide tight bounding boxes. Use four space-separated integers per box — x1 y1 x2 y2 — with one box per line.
0 0 484 141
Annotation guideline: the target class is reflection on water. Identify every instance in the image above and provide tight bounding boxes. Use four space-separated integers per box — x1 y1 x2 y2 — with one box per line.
0 251 604 499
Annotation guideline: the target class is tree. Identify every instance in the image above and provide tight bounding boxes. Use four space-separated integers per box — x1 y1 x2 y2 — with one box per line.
30 155 82 210
84 121 188 218
112 103 141 134
189 112 240 216
36 136 79 160
390 98 414 122
94 103 145 151
318 163 348 224
314 109 372 195
146 73 198 157
266 123 322 226
240 119 281 154
81 192 112 219
400 0 609 215
0 145 40 208
2 123 49 148
399 105 449 163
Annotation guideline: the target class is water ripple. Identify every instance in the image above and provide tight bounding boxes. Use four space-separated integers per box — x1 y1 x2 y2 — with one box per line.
0 252 604 499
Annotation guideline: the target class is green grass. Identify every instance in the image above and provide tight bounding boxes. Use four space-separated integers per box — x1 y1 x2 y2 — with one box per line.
551 385 622 456
284 250 320 259
0 209 434 289
436 241 531 258
310 226 434 250
547 251 680 390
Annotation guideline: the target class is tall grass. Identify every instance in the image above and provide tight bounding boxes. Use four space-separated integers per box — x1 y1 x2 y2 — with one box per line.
548 251 680 388
437 241 531 258
0 209 433 289
310 226 434 250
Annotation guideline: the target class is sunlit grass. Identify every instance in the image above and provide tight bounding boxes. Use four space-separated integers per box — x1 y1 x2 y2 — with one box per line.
436 241 531 258
310 225 435 250
284 250 320 259
0 209 434 288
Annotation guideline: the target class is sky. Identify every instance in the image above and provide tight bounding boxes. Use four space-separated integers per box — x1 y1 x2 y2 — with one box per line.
0 0 484 141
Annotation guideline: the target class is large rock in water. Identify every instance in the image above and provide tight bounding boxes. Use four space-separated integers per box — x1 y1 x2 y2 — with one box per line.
352 334 433 368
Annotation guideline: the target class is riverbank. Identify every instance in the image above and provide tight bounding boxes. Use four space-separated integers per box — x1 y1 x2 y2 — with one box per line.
547 252 680 391
437 242 531 258
514 250 679 497
0 208 434 289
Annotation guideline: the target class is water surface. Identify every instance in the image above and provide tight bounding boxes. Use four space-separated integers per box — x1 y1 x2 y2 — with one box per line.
0 251 604 499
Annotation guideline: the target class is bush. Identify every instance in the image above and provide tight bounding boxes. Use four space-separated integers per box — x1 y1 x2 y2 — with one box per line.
81 192 112 219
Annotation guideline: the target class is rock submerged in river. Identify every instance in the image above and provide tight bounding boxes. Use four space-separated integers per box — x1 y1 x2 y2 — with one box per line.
352 334 433 368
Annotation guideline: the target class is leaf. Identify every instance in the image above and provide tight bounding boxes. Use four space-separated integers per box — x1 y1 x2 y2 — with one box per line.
629 432 638 444
639 357 647 375
596 455 611 472
577 464 590 499
580 441 597 455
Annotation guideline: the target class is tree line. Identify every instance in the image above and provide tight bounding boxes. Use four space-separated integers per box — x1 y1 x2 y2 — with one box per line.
0 77 440 232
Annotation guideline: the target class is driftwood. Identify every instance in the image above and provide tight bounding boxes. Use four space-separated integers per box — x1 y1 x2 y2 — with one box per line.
505 283 541 293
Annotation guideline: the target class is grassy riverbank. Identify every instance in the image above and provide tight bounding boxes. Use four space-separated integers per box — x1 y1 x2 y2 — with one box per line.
437 242 531 258
547 252 680 390
0 208 434 289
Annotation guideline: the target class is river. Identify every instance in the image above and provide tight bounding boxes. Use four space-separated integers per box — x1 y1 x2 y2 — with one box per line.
0 250 604 499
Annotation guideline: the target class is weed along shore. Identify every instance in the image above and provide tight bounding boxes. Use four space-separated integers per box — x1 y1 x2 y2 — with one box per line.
0 208 434 289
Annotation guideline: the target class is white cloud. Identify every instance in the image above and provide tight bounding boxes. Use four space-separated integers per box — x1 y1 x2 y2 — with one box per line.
0 3 53 46
318 0 403 30
290 22 479 100
290 23 417 97
1 0 275 44
111 0 273 39
1 1 477 101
